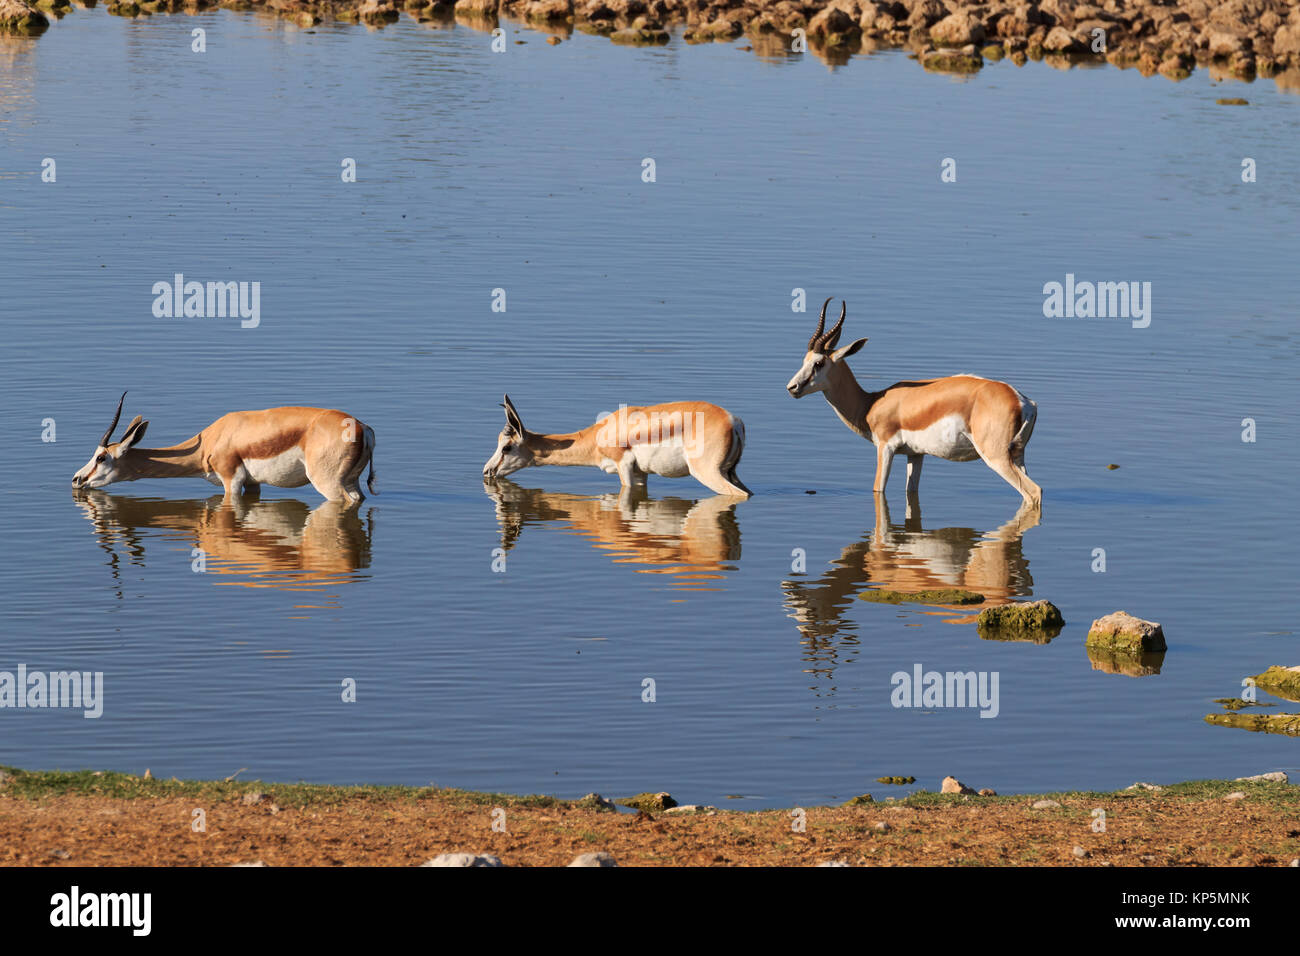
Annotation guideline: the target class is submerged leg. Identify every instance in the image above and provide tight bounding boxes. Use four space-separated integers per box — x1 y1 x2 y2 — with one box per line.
905 454 923 496
690 462 751 498
873 445 895 495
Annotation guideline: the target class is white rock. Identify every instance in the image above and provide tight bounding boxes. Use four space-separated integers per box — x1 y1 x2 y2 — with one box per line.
1072 846 1088 859
567 852 617 867
229 861 267 867
874 821 892 833
1234 771 1288 783
941 776 975 795
1223 791 1247 801
1032 799 1061 809
420 853 505 867
816 860 851 867
1125 782 1164 792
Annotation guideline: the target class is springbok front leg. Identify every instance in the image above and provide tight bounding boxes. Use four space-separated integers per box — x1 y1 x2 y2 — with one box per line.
617 454 647 490
873 444 895 495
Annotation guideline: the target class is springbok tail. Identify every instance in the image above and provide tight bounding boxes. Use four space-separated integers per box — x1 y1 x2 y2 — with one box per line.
366 427 378 494
1011 393 1037 454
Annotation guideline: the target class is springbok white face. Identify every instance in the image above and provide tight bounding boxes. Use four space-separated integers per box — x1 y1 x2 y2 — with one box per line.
786 298 868 399
72 392 149 490
483 394 536 480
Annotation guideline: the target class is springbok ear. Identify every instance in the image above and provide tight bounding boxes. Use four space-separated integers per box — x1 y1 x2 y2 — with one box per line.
501 394 525 435
116 415 148 453
832 337 868 362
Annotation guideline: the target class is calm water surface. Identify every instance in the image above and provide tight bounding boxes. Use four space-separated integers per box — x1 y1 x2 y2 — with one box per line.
2 11 1299 806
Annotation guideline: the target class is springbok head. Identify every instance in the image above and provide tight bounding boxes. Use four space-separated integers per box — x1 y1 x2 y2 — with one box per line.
786 298 869 399
483 394 536 480
72 392 149 489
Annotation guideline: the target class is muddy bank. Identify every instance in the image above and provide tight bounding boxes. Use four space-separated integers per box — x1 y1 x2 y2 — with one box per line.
8 0 1300 89
2 767 1297 866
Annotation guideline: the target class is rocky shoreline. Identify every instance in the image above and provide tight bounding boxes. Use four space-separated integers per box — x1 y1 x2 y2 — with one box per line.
6 0 1300 87
2 767 1297 866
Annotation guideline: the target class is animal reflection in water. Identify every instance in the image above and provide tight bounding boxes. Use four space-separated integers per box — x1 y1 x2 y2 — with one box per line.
73 490 373 594
783 496 1040 682
484 480 741 591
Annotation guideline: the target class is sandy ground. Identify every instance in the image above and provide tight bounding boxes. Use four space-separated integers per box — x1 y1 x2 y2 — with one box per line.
2 769 1297 866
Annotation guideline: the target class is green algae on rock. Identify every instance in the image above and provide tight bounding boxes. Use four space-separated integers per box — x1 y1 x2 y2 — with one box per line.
876 776 915 785
616 791 677 812
1213 697 1271 712
842 793 875 806
0 0 49 32
974 600 1063 639
1205 712 1300 736
921 48 982 73
1250 665 1300 702
860 587 983 606
1085 610 1166 653
609 26 667 45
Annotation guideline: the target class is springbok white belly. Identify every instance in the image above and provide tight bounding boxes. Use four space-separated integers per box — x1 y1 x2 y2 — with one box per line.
631 438 691 477
892 414 979 462
244 448 310 487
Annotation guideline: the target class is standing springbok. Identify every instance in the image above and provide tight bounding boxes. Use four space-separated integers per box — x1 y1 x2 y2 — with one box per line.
72 392 377 505
786 299 1041 507
482 395 751 498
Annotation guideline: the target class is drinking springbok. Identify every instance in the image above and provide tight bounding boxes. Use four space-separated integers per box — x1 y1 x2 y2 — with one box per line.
72 392 377 505
786 299 1041 507
482 395 751 498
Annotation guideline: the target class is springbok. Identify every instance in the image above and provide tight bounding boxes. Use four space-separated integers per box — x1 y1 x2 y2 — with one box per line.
482 395 751 498
72 392 376 505
786 299 1041 507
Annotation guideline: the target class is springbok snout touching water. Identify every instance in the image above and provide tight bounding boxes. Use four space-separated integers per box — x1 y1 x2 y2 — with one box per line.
785 299 1041 508
482 395 751 498
72 392 377 505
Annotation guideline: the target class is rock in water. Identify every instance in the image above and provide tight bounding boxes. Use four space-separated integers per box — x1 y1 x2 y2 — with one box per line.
0 0 48 33
1250 665 1300 701
1085 611 1166 653
976 600 1064 639
1205 712 1300 735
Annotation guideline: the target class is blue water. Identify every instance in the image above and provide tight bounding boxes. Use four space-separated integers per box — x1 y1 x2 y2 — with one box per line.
1 9 1298 806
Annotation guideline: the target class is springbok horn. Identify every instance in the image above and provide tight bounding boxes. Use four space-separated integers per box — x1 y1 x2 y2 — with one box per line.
100 391 127 446
808 297 832 351
822 301 847 350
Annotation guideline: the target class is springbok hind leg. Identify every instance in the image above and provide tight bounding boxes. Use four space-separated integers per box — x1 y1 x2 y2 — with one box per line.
690 462 751 498
306 469 353 506
977 446 1041 508
905 454 923 496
